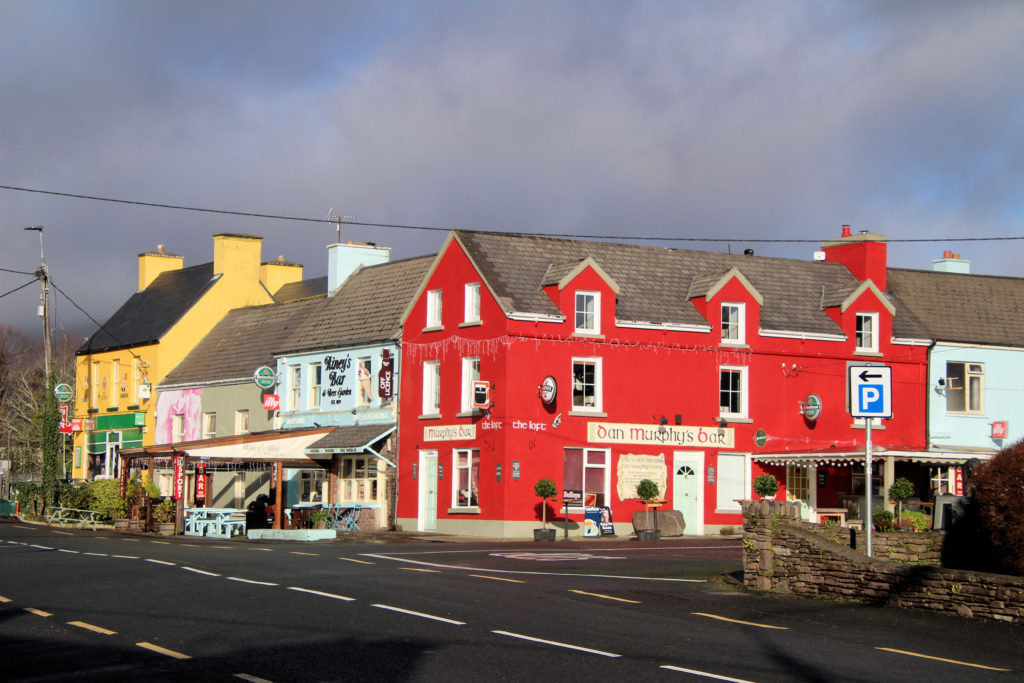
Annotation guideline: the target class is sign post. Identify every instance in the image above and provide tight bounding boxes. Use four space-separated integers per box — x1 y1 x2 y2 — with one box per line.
848 365 892 557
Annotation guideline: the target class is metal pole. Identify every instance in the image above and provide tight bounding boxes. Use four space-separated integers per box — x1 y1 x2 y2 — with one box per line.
24 226 50 377
865 420 873 557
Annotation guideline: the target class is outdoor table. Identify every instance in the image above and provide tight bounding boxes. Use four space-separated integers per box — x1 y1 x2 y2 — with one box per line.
323 503 368 531
46 507 99 530
184 507 246 537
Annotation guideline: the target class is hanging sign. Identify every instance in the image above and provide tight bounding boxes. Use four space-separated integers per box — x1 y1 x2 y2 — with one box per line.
992 421 1008 439
53 383 73 402
58 406 72 434
195 464 207 505
263 394 280 411
800 394 822 421
172 455 185 500
378 349 394 399
539 376 557 404
253 366 276 389
472 381 491 409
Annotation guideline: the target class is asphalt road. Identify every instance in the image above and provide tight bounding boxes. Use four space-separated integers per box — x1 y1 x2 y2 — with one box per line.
1 521 1022 682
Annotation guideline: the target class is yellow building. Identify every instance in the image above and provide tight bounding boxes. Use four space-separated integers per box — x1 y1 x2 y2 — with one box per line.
71 234 302 479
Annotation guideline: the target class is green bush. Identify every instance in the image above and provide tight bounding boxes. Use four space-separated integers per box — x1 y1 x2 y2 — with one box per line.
57 481 94 510
753 473 778 499
872 509 894 532
888 477 915 502
88 479 125 521
14 483 44 517
901 510 930 531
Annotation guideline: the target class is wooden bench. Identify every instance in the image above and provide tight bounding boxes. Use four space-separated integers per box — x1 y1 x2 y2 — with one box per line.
816 508 847 527
45 507 99 530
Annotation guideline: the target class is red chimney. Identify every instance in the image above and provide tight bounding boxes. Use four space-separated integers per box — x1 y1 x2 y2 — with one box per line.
820 226 888 289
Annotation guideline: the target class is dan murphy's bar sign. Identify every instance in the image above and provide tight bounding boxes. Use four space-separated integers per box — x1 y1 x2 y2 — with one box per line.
588 422 734 449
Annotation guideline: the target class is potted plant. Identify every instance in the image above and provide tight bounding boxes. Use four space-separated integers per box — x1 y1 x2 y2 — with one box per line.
636 479 661 541
888 477 914 526
310 508 333 529
753 473 779 501
533 478 558 541
152 497 176 536
120 472 148 533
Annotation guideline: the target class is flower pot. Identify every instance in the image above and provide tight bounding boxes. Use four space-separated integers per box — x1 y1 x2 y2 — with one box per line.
533 528 556 542
637 529 661 541
155 522 176 536
113 518 129 533
128 519 144 534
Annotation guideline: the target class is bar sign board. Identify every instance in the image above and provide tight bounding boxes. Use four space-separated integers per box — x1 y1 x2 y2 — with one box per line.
848 365 892 419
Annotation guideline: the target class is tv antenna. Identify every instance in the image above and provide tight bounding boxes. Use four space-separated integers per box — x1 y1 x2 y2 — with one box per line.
327 209 356 243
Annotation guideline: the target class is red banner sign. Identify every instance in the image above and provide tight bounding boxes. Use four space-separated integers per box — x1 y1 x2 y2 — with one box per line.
58 406 72 434
172 456 185 500
378 349 394 399
263 393 280 411
195 465 207 505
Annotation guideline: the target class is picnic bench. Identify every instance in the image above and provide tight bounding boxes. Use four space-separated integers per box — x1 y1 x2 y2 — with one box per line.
46 507 99 530
184 507 246 538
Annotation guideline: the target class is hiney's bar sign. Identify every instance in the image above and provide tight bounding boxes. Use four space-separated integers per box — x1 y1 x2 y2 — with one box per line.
588 422 734 448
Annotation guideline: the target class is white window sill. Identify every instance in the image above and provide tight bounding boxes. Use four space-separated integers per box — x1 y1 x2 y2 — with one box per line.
569 410 608 418
447 507 481 514
572 331 605 340
459 320 482 328
854 350 882 357
418 413 442 420
719 416 752 423
422 325 444 333
718 342 749 349
456 410 482 418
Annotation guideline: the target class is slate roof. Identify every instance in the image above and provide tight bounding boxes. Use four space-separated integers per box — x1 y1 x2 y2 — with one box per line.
887 268 1024 347
159 297 324 387
77 263 219 355
276 254 435 355
274 276 327 303
306 423 396 454
455 230 899 336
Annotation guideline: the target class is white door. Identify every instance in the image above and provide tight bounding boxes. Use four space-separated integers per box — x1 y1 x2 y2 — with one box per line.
786 464 814 521
104 432 121 478
418 451 438 532
673 451 704 535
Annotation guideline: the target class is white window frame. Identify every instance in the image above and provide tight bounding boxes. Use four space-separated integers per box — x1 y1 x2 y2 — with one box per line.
202 412 216 439
460 357 481 414
289 364 301 411
571 357 603 412
172 413 185 443
235 409 249 435
90 361 100 410
300 469 325 503
716 452 750 512
855 312 878 353
309 362 322 409
451 449 480 510
426 289 443 329
721 302 745 345
574 291 600 334
340 456 379 503
563 447 610 511
422 361 441 416
464 282 481 324
945 361 984 414
719 365 748 419
110 360 120 409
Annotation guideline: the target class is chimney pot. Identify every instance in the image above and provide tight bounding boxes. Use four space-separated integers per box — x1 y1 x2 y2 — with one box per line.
953 253 960 259
841 225 851 237
278 255 285 262
943 250 952 258
157 244 165 253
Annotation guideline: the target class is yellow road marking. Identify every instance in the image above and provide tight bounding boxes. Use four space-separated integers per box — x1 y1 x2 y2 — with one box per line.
401 567 441 573
0 595 10 602
877 647 1010 672
137 642 191 659
692 612 788 630
248 547 273 552
212 545 233 549
150 540 170 545
234 674 274 683
25 608 52 617
181 544 201 547
340 557 374 564
470 574 525 584
570 589 639 603
52 530 73 536
290 551 318 556
121 538 140 542
68 620 116 635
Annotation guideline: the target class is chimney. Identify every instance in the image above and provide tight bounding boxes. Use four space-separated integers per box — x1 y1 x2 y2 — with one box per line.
213 233 262 283
261 255 304 294
932 251 971 274
328 240 391 295
138 244 184 290
820 225 888 289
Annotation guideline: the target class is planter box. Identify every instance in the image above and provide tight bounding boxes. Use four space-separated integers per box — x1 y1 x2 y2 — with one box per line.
155 522 176 536
113 519 129 533
533 528 557 542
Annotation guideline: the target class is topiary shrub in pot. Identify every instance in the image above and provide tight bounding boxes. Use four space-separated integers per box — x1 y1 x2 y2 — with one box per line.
636 479 661 541
533 478 558 541
152 497 177 536
753 473 779 501
888 477 915 525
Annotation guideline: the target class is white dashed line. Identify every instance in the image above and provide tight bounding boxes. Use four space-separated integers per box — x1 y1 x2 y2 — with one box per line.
146 559 176 566
492 630 620 657
227 577 278 587
661 665 756 682
182 567 221 577
372 604 465 625
286 587 355 602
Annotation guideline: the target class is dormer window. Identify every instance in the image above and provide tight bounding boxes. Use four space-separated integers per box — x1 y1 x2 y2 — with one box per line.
721 303 745 345
855 312 878 353
575 291 600 334
426 289 443 329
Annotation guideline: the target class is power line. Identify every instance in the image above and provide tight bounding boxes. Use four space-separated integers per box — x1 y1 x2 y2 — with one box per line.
1 266 36 276
0 278 38 300
2 182 1023 244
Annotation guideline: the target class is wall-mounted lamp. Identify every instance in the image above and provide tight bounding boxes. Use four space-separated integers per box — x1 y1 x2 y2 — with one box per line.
781 362 801 377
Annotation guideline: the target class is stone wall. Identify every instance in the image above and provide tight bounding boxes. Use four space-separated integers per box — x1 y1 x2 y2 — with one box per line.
742 500 1024 624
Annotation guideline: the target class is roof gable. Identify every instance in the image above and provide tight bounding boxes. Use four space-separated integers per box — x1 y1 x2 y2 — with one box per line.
822 280 895 315
77 263 218 355
541 256 621 294
688 267 763 305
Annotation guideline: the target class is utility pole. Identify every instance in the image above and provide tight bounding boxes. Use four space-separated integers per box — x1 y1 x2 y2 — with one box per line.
24 226 50 377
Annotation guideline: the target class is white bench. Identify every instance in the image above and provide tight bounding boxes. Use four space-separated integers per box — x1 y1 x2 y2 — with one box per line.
46 507 99 530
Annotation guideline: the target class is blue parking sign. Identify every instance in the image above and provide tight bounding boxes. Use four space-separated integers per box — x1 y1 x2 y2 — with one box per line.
848 365 892 418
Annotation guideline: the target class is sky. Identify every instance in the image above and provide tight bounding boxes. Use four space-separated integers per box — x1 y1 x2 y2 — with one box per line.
3 0 1024 344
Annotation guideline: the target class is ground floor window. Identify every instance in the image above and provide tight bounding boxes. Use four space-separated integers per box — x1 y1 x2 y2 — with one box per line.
340 456 379 503
452 449 479 508
300 469 325 503
563 447 608 509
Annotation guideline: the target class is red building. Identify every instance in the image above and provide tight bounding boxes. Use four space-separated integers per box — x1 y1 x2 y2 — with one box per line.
396 228 929 537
